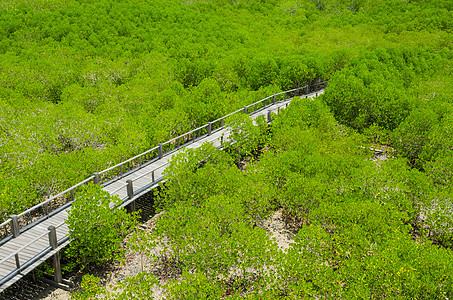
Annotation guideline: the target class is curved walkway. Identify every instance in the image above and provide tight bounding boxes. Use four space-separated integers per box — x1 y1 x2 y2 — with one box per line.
0 85 325 292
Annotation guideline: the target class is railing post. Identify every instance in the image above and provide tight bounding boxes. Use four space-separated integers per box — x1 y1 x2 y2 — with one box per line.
70 189 75 201
221 119 225 127
93 172 100 184
126 180 134 200
44 201 50 218
243 106 247 114
15 253 20 269
127 180 135 211
48 226 62 283
208 122 212 136
152 170 155 183
267 110 272 123
11 215 19 238
273 94 276 104
158 143 163 159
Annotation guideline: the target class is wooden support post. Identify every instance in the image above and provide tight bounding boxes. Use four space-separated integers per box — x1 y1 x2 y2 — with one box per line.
93 172 100 184
15 253 20 269
208 122 212 136
263 99 267 106
139 156 142 166
254 103 257 111
126 180 134 200
48 226 62 284
267 110 272 123
44 202 50 218
11 215 19 238
243 106 247 114
221 119 224 127
70 189 75 202
273 94 276 104
158 143 163 159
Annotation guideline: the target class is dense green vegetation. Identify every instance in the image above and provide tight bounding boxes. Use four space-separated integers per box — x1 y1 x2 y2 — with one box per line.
77 94 453 298
0 0 452 297
1 0 450 221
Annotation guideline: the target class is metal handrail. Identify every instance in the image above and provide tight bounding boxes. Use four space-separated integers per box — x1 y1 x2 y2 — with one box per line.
162 123 209 146
0 219 65 267
17 176 95 219
109 182 129 196
99 146 159 175
0 220 67 287
0 219 10 231
0 81 328 240
132 162 170 183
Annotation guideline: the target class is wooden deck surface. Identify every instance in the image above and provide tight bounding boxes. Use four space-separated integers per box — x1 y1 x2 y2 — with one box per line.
0 90 323 292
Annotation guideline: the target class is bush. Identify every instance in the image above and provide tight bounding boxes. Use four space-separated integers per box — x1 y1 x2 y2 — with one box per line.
65 183 138 270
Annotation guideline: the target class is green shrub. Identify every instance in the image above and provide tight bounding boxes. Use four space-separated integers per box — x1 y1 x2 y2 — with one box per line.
65 183 138 270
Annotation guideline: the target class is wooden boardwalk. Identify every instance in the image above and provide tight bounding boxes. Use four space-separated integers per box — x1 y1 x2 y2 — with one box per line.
0 85 325 292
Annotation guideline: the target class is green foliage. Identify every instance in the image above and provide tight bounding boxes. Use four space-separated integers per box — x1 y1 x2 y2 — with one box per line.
65 183 138 270
223 113 270 157
71 274 102 300
1 0 451 222
0 0 452 297
156 143 237 211
79 88 453 299
323 47 445 132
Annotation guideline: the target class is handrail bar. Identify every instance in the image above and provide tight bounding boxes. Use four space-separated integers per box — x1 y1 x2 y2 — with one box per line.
0 232 48 267
0 220 66 266
132 162 170 183
99 146 159 175
0 219 10 230
211 107 245 124
110 182 129 196
162 123 209 146
0 219 66 285
17 176 95 219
